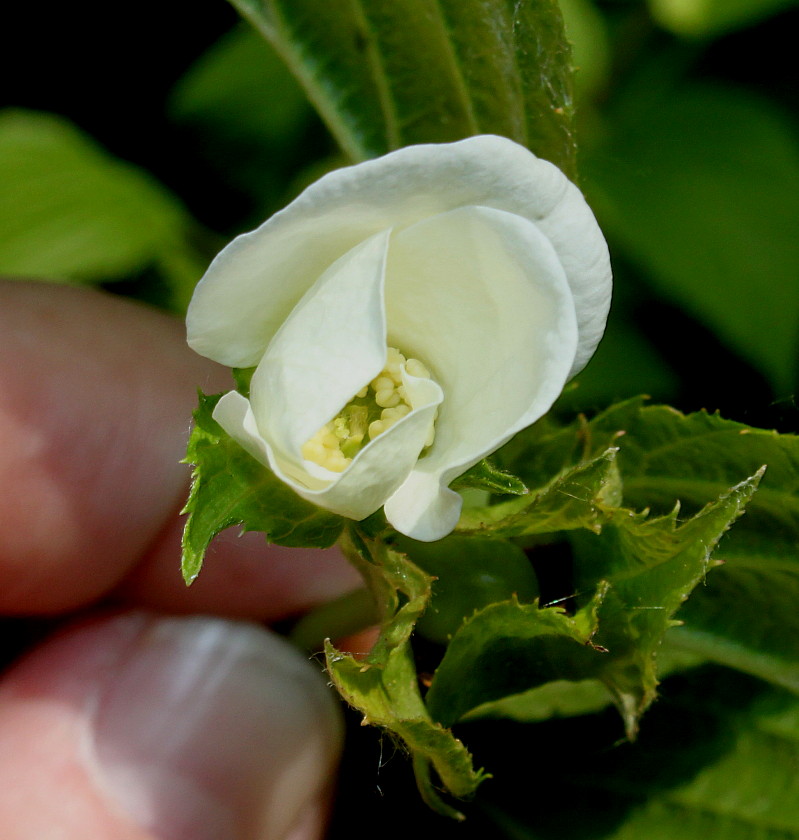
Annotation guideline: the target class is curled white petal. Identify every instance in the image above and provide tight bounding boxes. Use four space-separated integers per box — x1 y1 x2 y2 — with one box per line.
382 204 578 540
187 135 610 373
212 372 444 522
188 135 612 541
250 229 389 459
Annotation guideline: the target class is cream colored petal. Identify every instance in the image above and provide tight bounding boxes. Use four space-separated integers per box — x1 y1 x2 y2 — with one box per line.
213 353 445 523
186 136 609 370
383 472 463 543
293 376 443 521
248 230 389 460
212 391 331 492
383 205 578 541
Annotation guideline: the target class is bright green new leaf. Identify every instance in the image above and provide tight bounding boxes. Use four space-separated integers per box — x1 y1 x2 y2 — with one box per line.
0 109 205 311
229 0 577 176
325 530 486 818
181 393 344 584
451 458 528 497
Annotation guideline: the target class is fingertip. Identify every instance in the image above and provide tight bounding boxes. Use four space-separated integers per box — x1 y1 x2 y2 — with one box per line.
0 611 342 839
0 282 230 612
117 521 362 622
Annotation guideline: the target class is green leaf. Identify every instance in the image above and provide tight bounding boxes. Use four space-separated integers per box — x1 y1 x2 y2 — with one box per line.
462 648 704 724
504 398 799 698
393 535 540 644
456 447 621 537
325 529 486 818
586 83 799 391
229 0 577 175
576 470 762 735
426 590 608 728
181 393 344 584
480 669 799 840
428 458 760 735
169 24 317 219
452 458 528 496
0 109 205 311
668 564 799 694
648 0 799 38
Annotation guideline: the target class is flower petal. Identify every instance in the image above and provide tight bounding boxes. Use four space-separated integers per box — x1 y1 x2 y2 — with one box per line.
249 230 389 459
297 375 443 520
382 204 579 541
211 391 328 491
383 472 463 543
214 374 444 522
186 136 610 370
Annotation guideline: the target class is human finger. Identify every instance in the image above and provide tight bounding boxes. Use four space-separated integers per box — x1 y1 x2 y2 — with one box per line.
0 611 341 839
0 282 359 616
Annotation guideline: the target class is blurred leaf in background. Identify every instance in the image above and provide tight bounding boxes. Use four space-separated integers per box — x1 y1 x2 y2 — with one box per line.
559 0 799 414
168 23 334 226
650 0 799 37
0 110 207 311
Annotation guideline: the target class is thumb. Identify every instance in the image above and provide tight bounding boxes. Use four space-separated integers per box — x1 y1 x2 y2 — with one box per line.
0 613 341 840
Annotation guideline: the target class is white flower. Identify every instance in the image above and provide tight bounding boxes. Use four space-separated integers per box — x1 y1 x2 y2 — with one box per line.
186 135 611 542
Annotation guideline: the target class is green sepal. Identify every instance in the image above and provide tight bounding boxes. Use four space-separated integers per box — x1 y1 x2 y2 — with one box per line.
324 528 487 818
181 392 344 584
231 366 255 396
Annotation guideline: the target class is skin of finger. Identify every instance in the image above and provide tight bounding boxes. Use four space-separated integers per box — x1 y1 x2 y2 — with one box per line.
0 612 340 840
0 281 230 613
115 521 362 623
0 282 360 618
0 615 153 839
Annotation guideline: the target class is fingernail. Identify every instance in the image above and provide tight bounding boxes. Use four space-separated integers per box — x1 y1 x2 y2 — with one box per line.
85 613 341 840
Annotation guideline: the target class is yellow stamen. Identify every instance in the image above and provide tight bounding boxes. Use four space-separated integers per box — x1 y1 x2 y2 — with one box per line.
301 347 437 473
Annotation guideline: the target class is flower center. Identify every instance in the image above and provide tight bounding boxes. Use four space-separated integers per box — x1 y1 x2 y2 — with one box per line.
301 347 437 473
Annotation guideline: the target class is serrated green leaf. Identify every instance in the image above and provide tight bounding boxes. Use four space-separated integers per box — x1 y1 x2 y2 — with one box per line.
456 447 621 537
463 647 705 724
452 458 528 497
0 109 205 311
430 468 760 735
325 529 486 817
394 535 539 645
181 393 344 583
503 398 799 699
576 469 762 735
426 590 608 727
230 0 576 175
